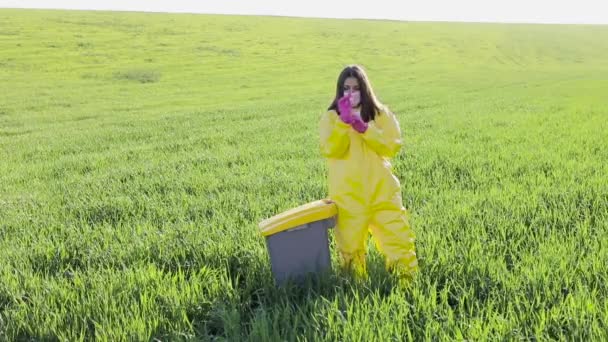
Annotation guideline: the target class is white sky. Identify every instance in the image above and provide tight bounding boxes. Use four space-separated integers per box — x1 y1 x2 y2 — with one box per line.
1 0 607 25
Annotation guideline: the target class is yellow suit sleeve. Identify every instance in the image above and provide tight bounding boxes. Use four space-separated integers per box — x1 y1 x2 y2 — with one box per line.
360 109 402 158
319 110 351 158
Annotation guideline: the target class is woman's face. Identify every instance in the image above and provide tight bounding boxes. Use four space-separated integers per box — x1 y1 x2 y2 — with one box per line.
343 77 360 94
343 77 361 107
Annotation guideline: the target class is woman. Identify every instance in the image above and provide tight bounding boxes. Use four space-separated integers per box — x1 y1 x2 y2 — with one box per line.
319 64 418 284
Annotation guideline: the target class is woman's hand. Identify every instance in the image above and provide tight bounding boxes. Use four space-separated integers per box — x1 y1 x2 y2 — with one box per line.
351 116 368 133
338 94 355 124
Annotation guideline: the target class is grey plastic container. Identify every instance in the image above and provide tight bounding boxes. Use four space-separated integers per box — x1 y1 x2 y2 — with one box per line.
264 217 336 285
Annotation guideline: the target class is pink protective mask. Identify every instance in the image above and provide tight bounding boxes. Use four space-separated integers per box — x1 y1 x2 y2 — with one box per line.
345 91 361 107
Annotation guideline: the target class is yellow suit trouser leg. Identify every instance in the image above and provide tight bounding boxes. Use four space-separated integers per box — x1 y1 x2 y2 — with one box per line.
333 208 370 279
369 206 418 278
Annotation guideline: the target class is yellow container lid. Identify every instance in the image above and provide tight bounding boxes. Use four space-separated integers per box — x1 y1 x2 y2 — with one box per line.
259 199 337 237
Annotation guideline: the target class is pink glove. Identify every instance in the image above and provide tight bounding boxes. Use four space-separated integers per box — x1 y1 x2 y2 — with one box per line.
337 94 354 124
351 116 368 133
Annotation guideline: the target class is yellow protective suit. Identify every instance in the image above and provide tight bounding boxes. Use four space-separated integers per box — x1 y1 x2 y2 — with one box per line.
319 107 418 281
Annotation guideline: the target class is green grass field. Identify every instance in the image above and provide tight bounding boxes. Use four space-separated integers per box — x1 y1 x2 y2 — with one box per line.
1 8 607 341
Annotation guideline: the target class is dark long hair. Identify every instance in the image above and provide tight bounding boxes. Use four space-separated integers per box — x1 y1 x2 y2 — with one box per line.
328 64 385 122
